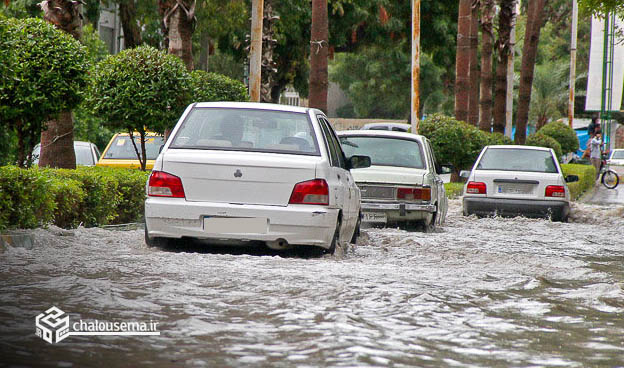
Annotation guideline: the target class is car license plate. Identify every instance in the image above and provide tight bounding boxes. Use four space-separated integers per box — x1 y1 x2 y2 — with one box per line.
497 183 533 194
362 212 387 223
203 217 268 234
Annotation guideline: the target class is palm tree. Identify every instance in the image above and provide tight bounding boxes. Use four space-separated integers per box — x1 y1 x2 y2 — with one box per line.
530 62 569 130
309 0 328 113
468 0 480 126
515 0 546 144
38 0 82 169
478 0 494 131
492 0 515 134
455 0 472 122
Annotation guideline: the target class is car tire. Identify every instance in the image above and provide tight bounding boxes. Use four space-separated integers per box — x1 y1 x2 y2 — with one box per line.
326 222 340 255
144 223 176 248
422 207 437 233
350 213 361 244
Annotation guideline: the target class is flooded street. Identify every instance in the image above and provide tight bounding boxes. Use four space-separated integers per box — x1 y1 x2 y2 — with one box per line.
1 200 623 367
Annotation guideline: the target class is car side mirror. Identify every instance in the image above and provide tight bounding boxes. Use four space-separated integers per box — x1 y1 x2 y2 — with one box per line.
565 174 579 183
438 164 453 175
347 155 371 170
459 170 471 179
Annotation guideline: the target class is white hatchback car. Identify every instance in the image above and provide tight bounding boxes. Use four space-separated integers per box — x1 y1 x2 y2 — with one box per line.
461 145 579 222
144 102 370 253
337 130 448 229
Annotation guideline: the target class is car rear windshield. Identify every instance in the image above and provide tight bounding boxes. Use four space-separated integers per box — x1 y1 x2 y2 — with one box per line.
611 150 624 159
169 108 320 155
339 136 425 169
477 148 558 173
104 135 164 160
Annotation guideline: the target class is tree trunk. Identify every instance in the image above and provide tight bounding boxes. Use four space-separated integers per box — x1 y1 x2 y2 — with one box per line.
38 0 80 169
309 0 328 113
198 31 211 71
468 0 480 126
492 0 515 134
454 0 472 122
479 0 494 131
38 111 77 169
160 0 196 71
261 0 278 103
119 0 142 48
515 0 546 144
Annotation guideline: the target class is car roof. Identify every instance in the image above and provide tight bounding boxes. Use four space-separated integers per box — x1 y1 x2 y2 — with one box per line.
485 145 551 152
337 129 424 141
114 132 162 137
361 122 411 129
192 102 317 114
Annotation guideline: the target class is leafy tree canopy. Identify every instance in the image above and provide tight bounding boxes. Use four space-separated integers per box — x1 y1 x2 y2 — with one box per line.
87 45 191 135
190 70 249 102
537 121 580 154
0 17 88 127
579 0 624 16
0 17 89 166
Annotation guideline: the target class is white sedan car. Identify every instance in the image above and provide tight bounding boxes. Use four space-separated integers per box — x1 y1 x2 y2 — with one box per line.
607 149 624 175
462 145 579 222
337 130 448 230
144 102 370 254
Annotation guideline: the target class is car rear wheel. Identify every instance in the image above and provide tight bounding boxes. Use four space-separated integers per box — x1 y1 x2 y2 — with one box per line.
326 222 340 255
144 224 177 248
350 213 361 244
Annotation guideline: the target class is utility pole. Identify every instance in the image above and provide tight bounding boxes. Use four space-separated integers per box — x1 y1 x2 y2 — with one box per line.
249 0 264 102
411 0 420 133
568 0 578 127
505 2 518 138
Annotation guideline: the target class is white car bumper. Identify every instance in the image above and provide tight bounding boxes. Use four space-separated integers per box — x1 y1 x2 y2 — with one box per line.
145 198 338 249
361 200 436 223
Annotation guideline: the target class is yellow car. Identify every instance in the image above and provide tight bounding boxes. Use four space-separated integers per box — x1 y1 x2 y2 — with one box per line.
97 132 165 170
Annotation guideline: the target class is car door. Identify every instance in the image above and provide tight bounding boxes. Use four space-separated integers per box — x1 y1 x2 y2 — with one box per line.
424 138 447 224
317 116 355 237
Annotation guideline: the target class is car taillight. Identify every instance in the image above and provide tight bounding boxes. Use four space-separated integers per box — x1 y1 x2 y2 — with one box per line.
545 185 565 198
396 187 431 201
466 181 486 194
148 171 185 198
289 179 329 205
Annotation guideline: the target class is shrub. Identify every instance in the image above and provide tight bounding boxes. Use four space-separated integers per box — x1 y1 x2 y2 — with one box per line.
43 167 120 227
87 45 192 170
419 114 488 180
537 121 579 154
0 166 150 230
99 167 150 224
486 132 513 146
526 133 563 159
444 182 464 198
48 177 85 229
561 163 595 200
190 70 249 102
0 166 56 230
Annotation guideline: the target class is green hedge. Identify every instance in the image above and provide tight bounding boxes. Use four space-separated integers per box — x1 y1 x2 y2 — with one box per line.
561 163 595 200
0 166 149 231
444 182 464 199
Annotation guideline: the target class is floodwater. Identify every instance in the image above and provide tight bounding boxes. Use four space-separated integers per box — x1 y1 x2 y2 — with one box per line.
1 200 623 367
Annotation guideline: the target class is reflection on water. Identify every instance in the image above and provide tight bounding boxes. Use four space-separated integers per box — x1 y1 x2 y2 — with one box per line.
1 200 623 367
